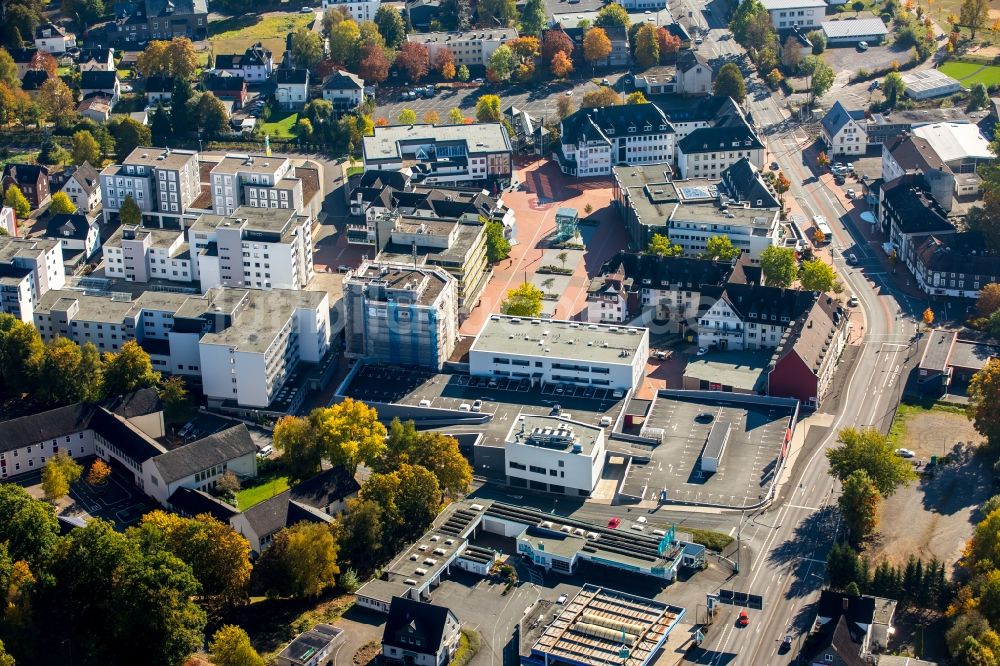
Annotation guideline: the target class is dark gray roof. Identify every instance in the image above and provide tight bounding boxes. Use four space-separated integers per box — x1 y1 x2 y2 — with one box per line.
384 598 457 655
144 75 174 93
817 590 877 625
78 47 113 64
720 283 818 324
821 101 866 138
561 103 674 147
290 466 360 510
676 49 711 72
66 161 100 195
884 133 948 172
913 232 1000 280
88 407 166 462
721 157 779 209
599 253 733 290
152 424 256 484
807 615 866 666
278 625 343 666
242 42 271 67
144 0 207 17
0 403 96 453
2 163 49 184
323 69 364 90
213 54 239 70
46 214 92 240
240 490 331 542
104 387 162 419
881 174 952 235
168 486 240 520
20 69 49 90
678 118 763 154
81 70 118 91
276 68 308 84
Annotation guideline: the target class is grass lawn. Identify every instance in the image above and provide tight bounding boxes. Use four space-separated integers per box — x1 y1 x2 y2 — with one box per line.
0 150 39 164
208 13 313 65
236 475 290 509
260 111 299 139
938 61 1000 86
888 400 968 447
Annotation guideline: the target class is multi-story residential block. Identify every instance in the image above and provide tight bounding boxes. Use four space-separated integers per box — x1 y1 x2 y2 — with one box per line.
676 117 765 179
344 262 458 368
760 0 826 30
720 157 781 209
363 123 513 186
89 0 208 46
469 316 649 392
100 147 201 227
275 68 310 110
503 414 606 497
34 23 75 53
821 101 867 156
212 42 274 82
880 133 964 212
322 70 365 114
0 236 65 321
2 163 50 208
321 0 380 20
103 225 190 283
585 252 733 328
905 231 1000 299
60 161 102 212
698 284 819 351
557 104 676 176
406 28 518 68
878 173 955 258
208 154 307 217
0 206 15 236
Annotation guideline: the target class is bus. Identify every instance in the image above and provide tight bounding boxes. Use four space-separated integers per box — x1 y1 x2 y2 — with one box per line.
813 216 833 244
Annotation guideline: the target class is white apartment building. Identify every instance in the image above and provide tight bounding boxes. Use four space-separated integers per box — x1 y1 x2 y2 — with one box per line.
504 415 606 496
0 236 65 322
100 147 201 227
469 316 648 392
668 204 781 259
363 123 513 186
199 289 331 409
760 0 826 30
697 284 818 351
406 29 518 68
103 226 192 283
557 105 676 177
321 0 380 20
675 120 766 179
208 154 305 216
344 262 458 369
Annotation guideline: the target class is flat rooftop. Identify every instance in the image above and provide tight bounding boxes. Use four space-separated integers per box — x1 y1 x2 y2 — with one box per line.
912 122 993 162
0 236 60 262
683 350 770 392
470 316 647 365
507 414 602 456
901 69 961 95
613 164 677 225
348 262 450 307
950 338 997 371
200 289 327 353
527 584 683 666
122 146 197 171
363 123 511 162
919 329 955 372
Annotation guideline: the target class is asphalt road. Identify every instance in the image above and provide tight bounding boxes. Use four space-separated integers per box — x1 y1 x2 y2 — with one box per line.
689 25 923 664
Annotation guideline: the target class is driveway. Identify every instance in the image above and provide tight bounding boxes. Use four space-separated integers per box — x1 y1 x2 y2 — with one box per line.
332 606 386 666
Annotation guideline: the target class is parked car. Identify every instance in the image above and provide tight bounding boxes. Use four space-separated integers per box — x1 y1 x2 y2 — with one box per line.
300 5 314 11
847 253 858 265
857 41 869 51
608 517 621 529
896 448 916 458
846 188 857 199
472 399 483 412
848 296 860 307
697 347 708 356
601 77 610 86
557 594 568 604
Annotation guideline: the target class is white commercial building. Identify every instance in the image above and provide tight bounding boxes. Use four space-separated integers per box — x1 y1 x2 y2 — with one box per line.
902 70 963 100
821 101 868 156
504 415 606 496
760 0 826 30
406 29 518 68
321 0 380 20
556 104 676 177
0 236 65 323
469 315 648 392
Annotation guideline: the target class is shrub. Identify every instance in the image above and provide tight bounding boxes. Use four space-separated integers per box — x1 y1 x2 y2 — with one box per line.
687 527 735 552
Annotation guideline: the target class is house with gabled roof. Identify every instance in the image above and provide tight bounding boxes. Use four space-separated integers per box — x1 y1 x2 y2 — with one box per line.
382 597 461 666
698 283 820 351
557 104 675 176
230 489 333 554
322 69 364 114
275 68 309 110
821 101 868 156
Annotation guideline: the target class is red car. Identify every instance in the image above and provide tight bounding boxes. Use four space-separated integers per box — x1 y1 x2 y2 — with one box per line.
737 611 750 627
608 517 621 529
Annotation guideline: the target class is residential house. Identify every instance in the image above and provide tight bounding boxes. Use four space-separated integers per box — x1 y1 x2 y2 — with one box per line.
46 214 102 266
821 101 868 156
2 164 51 208
362 123 513 186
675 115 765 179
804 591 897 665
77 47 115 72
320 0 380 20
77 96 113 123
145 75 174 104
10 48 36 78
760 0 826 31
225 42 275 82
720 157 780 209
204 72 248 109
34 23 75 54
878 173 955 258
80 70 121 107
557 104 676 176
675 49 714 95
275 68 309 110
276 625 344 666
880 133 961 211
230 490 333 553
20 69 50 93
404 0 439 31
61 162 102 213
906 231 1000 299
289 466 360 515
382 597 461 666
767 295 850 407
698 283 819 351
91 0 208 46
322 69 365 114
406 28 518 68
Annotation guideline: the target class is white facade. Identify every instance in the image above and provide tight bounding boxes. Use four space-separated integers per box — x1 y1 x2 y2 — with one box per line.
407 29 518 68
0 207 15 236
143 446 257 506
0 270 35 323
63 170 102 212
469 316 648 391
208 154 307 217
35 24 75 53
667 210 780 259
0 237 66 322
821 104 867 157
677 61 713 95
676 142 766 179
761 0 825 29
100 148 201 227
504 415 606 496
321 0 380 20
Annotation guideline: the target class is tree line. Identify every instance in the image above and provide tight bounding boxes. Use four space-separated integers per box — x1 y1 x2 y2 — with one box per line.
827 542 954 612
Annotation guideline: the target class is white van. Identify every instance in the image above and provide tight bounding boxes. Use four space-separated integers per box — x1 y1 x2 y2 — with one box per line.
418 399 432 407
257 444 274 458
459 403 471 412
599 416 613 427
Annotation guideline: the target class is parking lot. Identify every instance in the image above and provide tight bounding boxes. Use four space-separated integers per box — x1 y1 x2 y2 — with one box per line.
822 41 914 79
620 396 794 508
343 365 441 404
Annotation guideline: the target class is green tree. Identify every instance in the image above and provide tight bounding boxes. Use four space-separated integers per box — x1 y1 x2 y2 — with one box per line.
759 246 798 287
38 336 94 404
969 359 1000 445
626 91 648 104
0 314 44 396
826 541 862 590
520 0 547 36
3 184 29 218
196 92 229 138
397 108 417 125
0 484 59 568
374 5 406 48
485 218 511 262
41 452 82 502
379 419 471 496
457 64 470 81
977 283 1000 317
729 0 768 43
210 625 264 666
0 639 13 666
291 28 324 69
310 398 388 469
807 29 826 53
703 235 741 262
171 78 193 137
839 470 880 543
150 102 171 142
102 339 160 395
810 58 835 101
487 44 516 82
329 19 361 65
883 71 905 108
339 498 384 568
634 23 660 69
501 282 544 317
970 82 989 111
254 522 340 598
158 375 190 423
119 195 141 227
595 2 629 28
273 414 323 481
71 129 101 166
827 427 918 496
477 0 517 26
646 233 683 257
109 116 152 163
799 258 840 292
39 137 70 165
960 0 990 38
475 94 503 122
48 191 76 215
714 62 746 103
448 107 465 124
